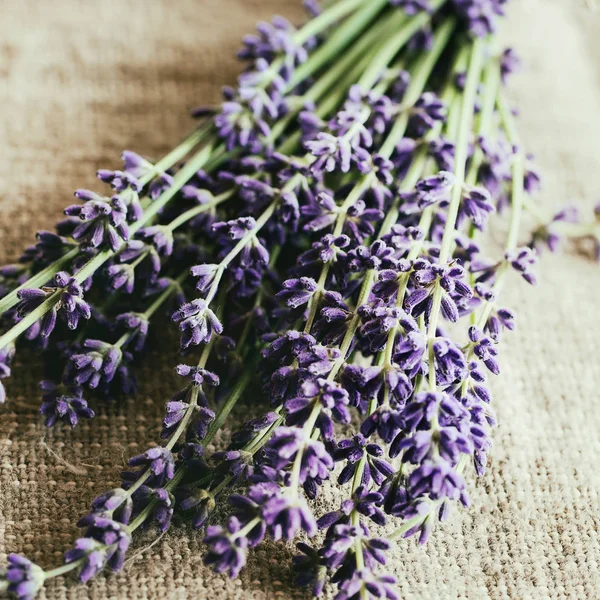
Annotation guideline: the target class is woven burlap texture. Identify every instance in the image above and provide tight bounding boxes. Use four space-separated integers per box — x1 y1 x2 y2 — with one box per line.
1 0 599 598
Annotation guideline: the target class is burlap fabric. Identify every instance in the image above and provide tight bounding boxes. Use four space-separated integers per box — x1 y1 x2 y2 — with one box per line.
1 1 599 598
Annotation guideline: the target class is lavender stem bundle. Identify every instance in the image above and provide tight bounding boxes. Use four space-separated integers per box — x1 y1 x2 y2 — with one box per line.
1 1 599 600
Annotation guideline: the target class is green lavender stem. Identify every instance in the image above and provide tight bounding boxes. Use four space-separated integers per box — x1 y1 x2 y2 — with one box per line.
0 144 220 353
0 127 211 318
425 38 486 391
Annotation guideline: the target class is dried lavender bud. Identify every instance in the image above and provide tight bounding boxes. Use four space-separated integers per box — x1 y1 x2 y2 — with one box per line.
39 380 94 427
16 271 91 338
0 555 45 600
128 447 176 484
64 191 129 251
505 246 538 285
172 299 223 349
65 517 131 582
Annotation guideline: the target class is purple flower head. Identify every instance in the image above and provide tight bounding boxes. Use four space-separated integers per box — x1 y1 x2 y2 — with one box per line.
97 167 142 193
358 301 418 353
66 340 123 390
334 435 394 487
398 391 458 433
39 380 94 427
128 447 175 484
277 277 319 309
344 201 384 243
531 205 580 254
285 378 350 440
122 150 154 179
138 225 174 257
429 137 456 171
361 407 403 444
451 0 508 37
212 449 255 483
135 487 174 533
305 129 371 175
213 216 256 241
393 330 428 378
148 171 175 201
382 224 424 254
116 240 161 283
329 527 392 584
16 271 91 338
106 263 137 294
293 542 328 597
398 426 473 465
410 92 446 136
500 48 521 83
64 190 129 251
263 427 335 489
468 326 500 374
172 299 223 349
505 246 538 285
203 517 249 578
115 312 149 353
406 260 472 323
408 458 469 505
313 292 351 346
90 488 133 525
295 234 350 280
335 569 399 600
304 0 322 17
0 343 15 404
302 191 339 232
1 554 45 600
176 364 220 388
341 365 385 413
460 186 495 230
214 73 280 153
177 485 215 529
319 486 386 530
415 170 455 209
262 489 317 540
190 263 220 295
432 336 468 385
238 16 308 81
213 215 269 268
66 517 131 582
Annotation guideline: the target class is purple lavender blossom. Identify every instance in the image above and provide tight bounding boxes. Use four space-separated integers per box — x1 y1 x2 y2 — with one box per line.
172 299 223 349
64 191 129 251
128 447 176 484
65 340 123 390
1 554 45 600
203 517 249 578
66 517 131 582
410 93 446 136
451 0 508 37
16 271 91 338
505 246 538 285
0 343 15 404
39 380 94 427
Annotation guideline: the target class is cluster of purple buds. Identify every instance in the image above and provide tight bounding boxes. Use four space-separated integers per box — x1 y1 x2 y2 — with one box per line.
16 272 91 339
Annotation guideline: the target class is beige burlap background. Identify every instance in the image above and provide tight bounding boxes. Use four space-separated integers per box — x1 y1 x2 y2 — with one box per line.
1 1 600 598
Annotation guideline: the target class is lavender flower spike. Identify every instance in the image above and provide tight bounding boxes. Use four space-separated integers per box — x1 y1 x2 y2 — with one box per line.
1 555 45 600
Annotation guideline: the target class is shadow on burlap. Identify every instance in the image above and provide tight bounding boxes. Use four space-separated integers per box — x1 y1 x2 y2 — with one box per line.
0 1 599 598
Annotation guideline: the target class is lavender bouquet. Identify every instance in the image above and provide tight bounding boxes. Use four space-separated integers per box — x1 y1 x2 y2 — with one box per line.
1 1 599 599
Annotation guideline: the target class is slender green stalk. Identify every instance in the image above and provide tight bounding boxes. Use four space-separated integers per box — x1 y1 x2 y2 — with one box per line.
0 144 220 353
287 0 390 91
425 38 486 392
